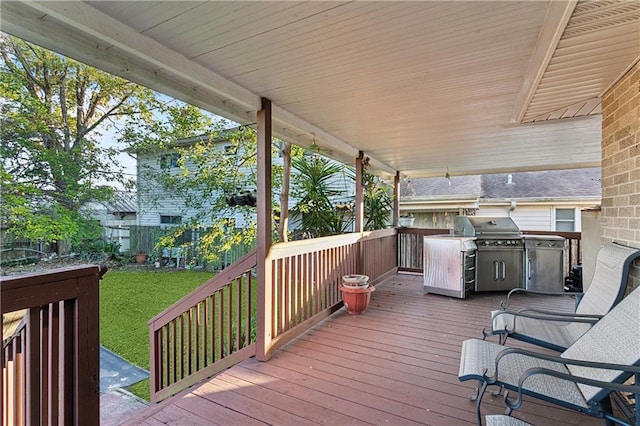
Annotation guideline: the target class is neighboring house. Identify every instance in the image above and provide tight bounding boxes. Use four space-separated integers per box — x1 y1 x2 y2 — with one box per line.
136 134 355 235
135 132 260 231
400 168 601 232
83 191 137 253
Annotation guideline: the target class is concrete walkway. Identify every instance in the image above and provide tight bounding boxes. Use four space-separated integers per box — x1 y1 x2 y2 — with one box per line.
100 346 149 425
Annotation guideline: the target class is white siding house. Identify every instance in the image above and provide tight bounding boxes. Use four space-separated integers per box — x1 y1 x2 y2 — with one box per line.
134 133 357 238
400 168 600 232
135 134 258 230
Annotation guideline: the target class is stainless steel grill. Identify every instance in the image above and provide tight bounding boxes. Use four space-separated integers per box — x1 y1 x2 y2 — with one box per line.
454 216 523 292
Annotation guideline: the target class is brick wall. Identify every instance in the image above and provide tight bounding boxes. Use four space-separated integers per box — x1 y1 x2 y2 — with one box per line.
601 61 640 291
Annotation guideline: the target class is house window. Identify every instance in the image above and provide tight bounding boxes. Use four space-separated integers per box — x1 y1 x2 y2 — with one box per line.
160 215 182 225
160 153 181 169
555 208 575 232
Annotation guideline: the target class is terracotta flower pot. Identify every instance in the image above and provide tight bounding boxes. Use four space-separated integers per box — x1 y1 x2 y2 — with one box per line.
135 253 148 264
339 283 375 315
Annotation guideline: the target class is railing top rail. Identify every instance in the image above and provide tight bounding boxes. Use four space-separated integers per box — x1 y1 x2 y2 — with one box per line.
521 230 581 239
396 228 450 236
148 249 257 328
269 228 397 260
0 264 104 288
1 264 106 314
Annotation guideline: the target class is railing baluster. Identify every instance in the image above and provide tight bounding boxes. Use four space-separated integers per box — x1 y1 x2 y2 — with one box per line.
48 302 60 424
284 257 290 333
40 306 49 423
225 285 232 356
216 291 222 362
236 278 242 351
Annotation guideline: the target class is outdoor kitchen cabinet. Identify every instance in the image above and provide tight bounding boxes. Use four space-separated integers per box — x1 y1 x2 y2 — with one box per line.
475 244 523 291
423 235 477 299
524 235 565 292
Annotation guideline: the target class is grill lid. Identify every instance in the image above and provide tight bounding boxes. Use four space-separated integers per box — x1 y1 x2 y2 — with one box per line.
454 216 520 236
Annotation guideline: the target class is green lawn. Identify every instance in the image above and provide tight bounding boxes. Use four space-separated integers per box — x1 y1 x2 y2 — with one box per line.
99 269 212 400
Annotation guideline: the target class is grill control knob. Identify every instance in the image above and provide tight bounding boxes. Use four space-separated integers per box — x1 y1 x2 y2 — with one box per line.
495 241 502 246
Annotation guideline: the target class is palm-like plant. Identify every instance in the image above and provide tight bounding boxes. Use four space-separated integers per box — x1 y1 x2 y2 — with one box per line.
291 155 352 237
363 170 393 230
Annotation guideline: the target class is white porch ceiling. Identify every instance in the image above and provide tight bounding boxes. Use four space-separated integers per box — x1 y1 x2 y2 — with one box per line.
2 1 639 179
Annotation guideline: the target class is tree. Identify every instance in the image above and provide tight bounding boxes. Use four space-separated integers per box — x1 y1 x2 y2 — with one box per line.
128 123 286 265
0 35 158 253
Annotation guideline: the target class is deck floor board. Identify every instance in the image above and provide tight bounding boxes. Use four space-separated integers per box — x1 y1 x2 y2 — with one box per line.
125 273 601 426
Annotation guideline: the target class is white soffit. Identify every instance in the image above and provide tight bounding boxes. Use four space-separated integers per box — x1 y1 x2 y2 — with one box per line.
521 0 640 123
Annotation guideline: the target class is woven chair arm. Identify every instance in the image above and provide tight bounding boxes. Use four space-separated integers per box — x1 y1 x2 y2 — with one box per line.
483 347 640 384
492 309 601 328
501 288 582 310
504 367 640 424
515 308 601 319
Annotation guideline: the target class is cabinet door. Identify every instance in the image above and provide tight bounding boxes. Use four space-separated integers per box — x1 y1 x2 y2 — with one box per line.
499 254 523 291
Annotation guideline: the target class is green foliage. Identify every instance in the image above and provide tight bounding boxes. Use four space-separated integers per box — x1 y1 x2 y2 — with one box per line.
291 155 354 237
0 35 157 249
131 124 284 264
363 170 393 230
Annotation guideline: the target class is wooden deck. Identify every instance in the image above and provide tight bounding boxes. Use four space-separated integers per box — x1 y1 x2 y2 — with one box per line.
124 273 601 426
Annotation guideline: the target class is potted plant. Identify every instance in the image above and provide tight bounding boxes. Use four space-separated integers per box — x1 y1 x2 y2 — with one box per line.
339 275 375 315
398 214 415 227
135 252 148 264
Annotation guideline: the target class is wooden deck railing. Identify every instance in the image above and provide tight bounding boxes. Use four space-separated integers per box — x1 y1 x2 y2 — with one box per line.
264 228 397 357
148 249 257 403
397 228 448 272
1 265 105 426
150 229 399 401
398 227 582 275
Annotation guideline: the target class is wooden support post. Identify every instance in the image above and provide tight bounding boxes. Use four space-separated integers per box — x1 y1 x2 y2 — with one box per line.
355 152 365 274
355 152 364 233
393 172 400 227
256 98 273 361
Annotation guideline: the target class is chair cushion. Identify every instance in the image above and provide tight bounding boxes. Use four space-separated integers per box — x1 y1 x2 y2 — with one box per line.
575 243 639 316
485 415 532 426
562 286 640 402
458 339 588 408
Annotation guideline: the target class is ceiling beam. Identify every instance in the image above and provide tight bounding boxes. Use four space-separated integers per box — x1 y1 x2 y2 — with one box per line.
510 0 577 124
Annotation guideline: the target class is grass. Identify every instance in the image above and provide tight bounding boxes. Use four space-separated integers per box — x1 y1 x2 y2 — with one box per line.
100 269 212 401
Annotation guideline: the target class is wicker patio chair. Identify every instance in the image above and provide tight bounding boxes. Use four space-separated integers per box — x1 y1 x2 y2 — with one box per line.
485 242 640 351
459 284 640 425
484 415 531 426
